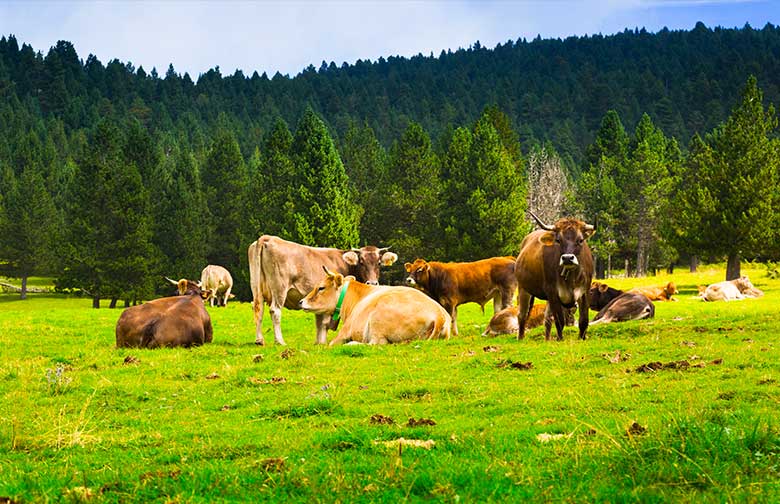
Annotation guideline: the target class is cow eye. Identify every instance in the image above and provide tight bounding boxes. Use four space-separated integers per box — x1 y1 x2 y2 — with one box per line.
317 286 325 292
416 268 424 274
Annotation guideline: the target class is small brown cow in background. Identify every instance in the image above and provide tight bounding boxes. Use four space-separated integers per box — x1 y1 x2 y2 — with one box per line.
115 278 213 348
630 281 678 302
588 282 624 311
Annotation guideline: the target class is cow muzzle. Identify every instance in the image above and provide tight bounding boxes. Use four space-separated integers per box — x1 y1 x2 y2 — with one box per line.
298 299 309 310
560 254 579 267
405 277 416 286
365 280 379 286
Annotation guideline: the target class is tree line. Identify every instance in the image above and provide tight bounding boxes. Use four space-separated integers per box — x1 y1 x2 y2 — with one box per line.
0 28 778 303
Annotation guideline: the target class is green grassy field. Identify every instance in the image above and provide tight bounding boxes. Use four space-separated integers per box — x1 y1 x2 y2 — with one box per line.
1 265 778 502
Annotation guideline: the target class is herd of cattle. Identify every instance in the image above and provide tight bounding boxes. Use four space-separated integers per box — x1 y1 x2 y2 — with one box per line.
114 214 765 348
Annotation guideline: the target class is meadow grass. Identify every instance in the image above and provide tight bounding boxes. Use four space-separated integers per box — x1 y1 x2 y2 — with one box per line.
0 265 778 502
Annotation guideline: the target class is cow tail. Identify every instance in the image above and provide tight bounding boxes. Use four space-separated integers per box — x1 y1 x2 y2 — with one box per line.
248 239 262 325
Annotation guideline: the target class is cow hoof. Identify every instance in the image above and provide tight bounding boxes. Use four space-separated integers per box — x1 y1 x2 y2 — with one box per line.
255 341 265 346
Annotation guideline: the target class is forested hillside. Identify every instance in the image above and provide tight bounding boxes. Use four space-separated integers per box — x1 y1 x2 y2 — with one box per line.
0 23 779 304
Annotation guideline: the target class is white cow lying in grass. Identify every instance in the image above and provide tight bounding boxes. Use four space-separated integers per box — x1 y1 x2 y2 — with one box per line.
699 276 764 301
299 267 451 345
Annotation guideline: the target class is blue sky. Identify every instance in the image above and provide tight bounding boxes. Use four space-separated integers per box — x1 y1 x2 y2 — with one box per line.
1 1 777 78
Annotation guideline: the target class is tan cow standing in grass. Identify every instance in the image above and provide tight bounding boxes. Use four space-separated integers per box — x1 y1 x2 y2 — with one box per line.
299 268 451 345
200 265 234 307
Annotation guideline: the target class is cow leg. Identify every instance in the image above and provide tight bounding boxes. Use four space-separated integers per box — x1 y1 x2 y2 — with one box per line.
551 303 566 341
449 305 459 336
517 291 532 340
269 301 286 346
253 297 265 345
577 294 590 340
314 314 329 345
543 304 553 341
223 286 232 307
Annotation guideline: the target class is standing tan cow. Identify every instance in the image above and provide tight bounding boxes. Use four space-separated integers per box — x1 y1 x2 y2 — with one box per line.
515 213 595 340
200 265 234 307
115 278 213 348
404 256 517 336
248 235 397 345
299 268 451 345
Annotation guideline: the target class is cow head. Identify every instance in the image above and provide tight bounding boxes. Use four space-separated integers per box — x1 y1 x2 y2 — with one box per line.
532 212 595 271
588 281 623 311
664 282 679 297
404 259 430 289
342 246 397 285
299 266 352 314
166 277 211 300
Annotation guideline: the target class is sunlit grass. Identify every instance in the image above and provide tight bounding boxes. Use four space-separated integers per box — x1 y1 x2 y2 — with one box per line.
0 266 778 501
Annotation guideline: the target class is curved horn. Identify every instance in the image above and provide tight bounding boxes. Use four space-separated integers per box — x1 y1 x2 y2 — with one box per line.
351 247 362 253
529 211 554 231
378 246 391 253
322 265 335 277
165 277 178 285
584 223 595 232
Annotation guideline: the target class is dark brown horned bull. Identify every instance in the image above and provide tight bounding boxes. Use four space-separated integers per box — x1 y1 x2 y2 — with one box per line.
515 212 595 340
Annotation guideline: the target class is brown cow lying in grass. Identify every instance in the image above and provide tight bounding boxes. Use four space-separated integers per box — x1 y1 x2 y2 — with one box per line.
630 281 678 301
115 278 213 348
588 282 624 311
699 276 764 301
483 303 575 336
299 268 451 345
590 292 655 325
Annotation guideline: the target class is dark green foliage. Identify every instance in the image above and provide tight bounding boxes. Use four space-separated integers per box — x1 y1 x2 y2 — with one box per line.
59 119 156 306
289 108 360 248
672 76 780 279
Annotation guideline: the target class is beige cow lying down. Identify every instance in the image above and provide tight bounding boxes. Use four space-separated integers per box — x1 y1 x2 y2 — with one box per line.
299 268 451 345
483 303 575 336
699 276 764 301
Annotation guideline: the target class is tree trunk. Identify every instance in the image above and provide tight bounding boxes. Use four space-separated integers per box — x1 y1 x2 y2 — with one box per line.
624 258 630 278
92 296 100 309
109 298 118 309
690 256 698 273
595 257 605 279
726 253 741 280
20 276 28 300
667 263 674 274
124 299 130 308
607 254 612 279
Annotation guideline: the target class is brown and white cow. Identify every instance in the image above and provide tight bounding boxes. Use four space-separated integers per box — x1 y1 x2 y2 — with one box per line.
700 276 764 301
200 264 234 307
115 278 213 348
299 268 451 345
482 302 575 336
404 256 517 336
248 235 397 345
515 213 595 340
590 292 654 325
588 282 624 311
630 281 678 302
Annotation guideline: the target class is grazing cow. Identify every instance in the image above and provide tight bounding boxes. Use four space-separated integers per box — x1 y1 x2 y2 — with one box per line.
404 256 517 336
200 265 234 307
515 212 595 340
115 278 213 348
483 303 575 336
700 276 764 301
248 235 397 345
588 282 624 311
299 268 451 345
630 281 678 302
590 292 654 325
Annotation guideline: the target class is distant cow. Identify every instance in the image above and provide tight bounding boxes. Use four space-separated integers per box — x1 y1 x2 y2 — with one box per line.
404 256 517 336
630 281 678 302
200 265 234 307
515 213 595 340
590 292 654 325
299 268 451 345
588 282 624 311
700 276 764 301
248 235 397 345
115 278 213 348
483 303 575 336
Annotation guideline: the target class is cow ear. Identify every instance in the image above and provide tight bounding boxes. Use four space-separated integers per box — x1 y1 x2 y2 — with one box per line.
200 289 212 300
404 262 413 272
599 283 608 293
381 251 398 266
334 273 345 287
342 251 359 266
539 231 555 246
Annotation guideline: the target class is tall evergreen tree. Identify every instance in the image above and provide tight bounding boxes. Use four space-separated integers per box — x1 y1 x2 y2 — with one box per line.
60 119 156 307
674 76 780 279
289 107 360 248
0 164 59 298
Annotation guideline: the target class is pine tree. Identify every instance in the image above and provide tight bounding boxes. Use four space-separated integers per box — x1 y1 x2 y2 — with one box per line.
387 122 443 260
60 119 156 307
201 126 252 297
675 76 780 280
0 163 59 298
289 107 360 248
